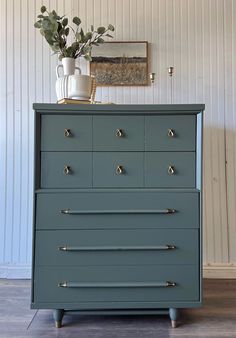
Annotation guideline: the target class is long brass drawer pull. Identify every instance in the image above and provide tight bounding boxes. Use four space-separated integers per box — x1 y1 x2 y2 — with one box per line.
58 281 176 288
58 245 176 252
60 208 176 215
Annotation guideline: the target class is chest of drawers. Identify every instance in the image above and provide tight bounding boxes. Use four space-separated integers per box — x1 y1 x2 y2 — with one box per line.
31 103 204 328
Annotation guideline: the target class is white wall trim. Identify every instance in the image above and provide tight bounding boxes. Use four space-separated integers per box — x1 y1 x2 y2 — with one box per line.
0 264 31 279
203 264 236 279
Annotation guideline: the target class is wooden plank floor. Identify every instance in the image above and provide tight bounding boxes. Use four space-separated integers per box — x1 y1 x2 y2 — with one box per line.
0 279 235 338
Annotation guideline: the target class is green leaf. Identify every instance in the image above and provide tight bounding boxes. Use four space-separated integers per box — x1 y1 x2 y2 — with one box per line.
80 28 85 41
64 27 69 36
108 24 115 31
84 54 92 61
97 37 104 44
34 20 42 28
91 25 94 32
37 14 44 18
97 26 106 34
85 32 92 41
42 18 51 30
72 16 81 26
41 5 46 13
71 41 80 50
75 32 81 42
105 33 113 38
62 18 68 27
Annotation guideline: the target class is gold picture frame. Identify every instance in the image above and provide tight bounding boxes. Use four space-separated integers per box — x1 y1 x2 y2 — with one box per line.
89 41 149 86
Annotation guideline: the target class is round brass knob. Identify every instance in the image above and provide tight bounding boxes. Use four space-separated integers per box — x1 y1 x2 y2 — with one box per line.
63 165 71 175
168 165 175 175
116 165 124 175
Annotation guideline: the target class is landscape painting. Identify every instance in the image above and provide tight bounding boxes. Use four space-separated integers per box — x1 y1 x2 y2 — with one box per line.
90 41 148 86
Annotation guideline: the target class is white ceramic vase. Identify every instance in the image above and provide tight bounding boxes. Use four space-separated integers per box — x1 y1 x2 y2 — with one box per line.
55 57 81 100
68 75 93 100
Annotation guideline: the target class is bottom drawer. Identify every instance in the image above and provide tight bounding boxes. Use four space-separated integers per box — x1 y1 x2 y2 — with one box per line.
34 265 199 304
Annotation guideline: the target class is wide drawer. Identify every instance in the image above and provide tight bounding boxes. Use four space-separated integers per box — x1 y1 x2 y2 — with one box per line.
145 152 195 188
34 265 199 303
36 191 199 229
93 152 144 187
93 116 144 151
145 115 196 151
41 115 92 151
41 152 92 188
35 229 199 266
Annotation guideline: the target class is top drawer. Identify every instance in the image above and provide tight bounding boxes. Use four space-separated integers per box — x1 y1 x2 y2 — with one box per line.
93 116 144 151
145 115 196 151
41 115 92 151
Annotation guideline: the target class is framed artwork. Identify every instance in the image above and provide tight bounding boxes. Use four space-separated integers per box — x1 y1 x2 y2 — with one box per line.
90 41 148 86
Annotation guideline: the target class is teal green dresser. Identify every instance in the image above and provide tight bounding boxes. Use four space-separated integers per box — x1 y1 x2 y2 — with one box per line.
31 103 204 328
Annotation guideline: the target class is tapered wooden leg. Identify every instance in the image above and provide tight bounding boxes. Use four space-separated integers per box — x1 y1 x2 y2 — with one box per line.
53 309 64 328
169 308 179 328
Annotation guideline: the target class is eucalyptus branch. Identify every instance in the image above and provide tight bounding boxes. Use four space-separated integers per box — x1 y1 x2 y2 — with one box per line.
34 5 115 61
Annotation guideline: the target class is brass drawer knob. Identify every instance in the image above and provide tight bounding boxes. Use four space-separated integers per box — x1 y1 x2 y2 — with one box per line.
63 165 71 175
168 165 175 175
116 165 124 175
167 129 175 137
116 129 124 137
64 128 71 137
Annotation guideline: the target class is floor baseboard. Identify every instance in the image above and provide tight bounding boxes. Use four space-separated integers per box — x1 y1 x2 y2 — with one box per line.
203 264 236 279
0 264 31 279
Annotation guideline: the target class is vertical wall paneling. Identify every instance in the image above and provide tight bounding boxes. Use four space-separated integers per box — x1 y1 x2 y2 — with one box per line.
224 0 236 262
0 0 7 264
1 0 236 277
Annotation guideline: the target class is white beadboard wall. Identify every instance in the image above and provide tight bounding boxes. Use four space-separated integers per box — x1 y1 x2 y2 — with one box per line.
0 0 235 278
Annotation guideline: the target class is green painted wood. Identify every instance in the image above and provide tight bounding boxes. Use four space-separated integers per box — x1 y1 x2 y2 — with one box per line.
35 229 199 266
93 116 144 151
145 152 196 188
33 103 205 113
31 300 202 310
41 152 92 188
32 103 204 321
41 115 92 151
93 152 144 187
34 265 199 304
35 191 199 230
145 115 196 151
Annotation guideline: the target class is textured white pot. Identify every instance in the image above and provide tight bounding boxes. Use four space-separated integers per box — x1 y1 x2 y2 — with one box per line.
68 75 93 100
55 57 81 100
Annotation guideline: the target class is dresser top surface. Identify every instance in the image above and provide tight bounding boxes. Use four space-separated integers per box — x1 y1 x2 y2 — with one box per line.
33 103 205 114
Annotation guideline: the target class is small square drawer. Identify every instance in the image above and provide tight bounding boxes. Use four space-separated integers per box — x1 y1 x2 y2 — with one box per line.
145 115 196 151
41 152 92 188
93 116 144 151
145 152 195 188
93 152 144 187
41 115 92 151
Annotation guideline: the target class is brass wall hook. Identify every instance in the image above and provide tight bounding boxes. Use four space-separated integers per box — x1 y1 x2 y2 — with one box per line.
168 67 174 77
149 72 156 83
